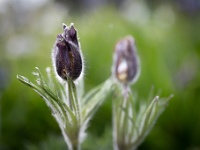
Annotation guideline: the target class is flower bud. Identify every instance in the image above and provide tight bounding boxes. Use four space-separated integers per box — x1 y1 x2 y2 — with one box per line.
112 36 140 85
52 23 83 81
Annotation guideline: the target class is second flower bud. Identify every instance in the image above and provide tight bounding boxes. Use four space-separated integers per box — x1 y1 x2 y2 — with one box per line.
112 36 140 86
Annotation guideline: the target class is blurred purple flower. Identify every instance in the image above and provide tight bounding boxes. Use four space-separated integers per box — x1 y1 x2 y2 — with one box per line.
112 36 140 86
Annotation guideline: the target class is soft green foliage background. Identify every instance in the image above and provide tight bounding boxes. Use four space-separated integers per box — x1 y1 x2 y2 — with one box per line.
1 1 200 149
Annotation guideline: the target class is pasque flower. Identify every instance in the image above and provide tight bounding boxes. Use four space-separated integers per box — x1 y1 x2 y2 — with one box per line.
52 23 83 81
111 36 173 150
112 36 140 85
17 24 172 150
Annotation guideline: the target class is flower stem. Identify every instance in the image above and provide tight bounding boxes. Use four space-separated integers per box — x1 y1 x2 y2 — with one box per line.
71 141 80 150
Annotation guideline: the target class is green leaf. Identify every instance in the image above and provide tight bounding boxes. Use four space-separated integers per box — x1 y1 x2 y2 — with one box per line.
82 79 114 123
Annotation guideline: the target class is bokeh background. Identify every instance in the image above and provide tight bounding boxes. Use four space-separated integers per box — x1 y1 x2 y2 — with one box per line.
0 0 200 149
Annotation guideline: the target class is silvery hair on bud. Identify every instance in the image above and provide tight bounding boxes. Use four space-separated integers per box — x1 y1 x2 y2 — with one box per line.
51 23 84 85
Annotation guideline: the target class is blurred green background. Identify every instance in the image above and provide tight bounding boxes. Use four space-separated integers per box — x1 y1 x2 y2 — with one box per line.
0 0 200 149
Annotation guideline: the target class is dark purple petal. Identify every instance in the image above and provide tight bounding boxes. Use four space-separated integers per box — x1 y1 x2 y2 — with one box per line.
52 24 82 81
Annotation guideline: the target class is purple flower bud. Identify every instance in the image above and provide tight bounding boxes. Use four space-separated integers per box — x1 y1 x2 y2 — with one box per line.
52 23 83 81
112 36 140 85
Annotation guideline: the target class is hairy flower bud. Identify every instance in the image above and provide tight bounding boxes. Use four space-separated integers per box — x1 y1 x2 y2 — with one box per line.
52 23 83 81
112 36 140 85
